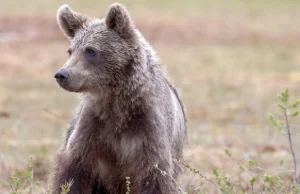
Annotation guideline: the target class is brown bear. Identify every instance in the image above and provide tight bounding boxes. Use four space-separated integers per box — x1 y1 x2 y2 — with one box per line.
49 3 186 194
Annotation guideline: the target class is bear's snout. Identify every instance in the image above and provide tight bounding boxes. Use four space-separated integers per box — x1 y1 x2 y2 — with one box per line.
55 70 69 84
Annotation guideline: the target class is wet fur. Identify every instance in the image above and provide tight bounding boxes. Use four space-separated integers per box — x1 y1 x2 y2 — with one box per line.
49 3 186 194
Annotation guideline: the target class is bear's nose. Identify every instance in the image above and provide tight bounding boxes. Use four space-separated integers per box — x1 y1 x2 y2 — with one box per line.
55 70 69 83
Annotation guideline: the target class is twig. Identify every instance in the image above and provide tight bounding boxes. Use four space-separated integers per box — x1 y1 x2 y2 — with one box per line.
283 106 299 188
43 108 67 122
174 159 225 194
154 164 187 194
10 185 15 193
280 131 300 136
29 158 34 194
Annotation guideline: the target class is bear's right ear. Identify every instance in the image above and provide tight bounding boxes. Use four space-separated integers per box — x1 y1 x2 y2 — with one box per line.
57 4 87 39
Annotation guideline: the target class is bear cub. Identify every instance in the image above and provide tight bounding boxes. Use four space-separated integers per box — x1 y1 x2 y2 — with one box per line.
50 3 186 194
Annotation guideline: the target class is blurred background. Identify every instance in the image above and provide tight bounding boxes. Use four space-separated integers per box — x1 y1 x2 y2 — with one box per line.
1 0 300 193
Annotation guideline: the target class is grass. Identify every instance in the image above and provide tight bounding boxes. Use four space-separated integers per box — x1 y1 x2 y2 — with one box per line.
0 0 300 193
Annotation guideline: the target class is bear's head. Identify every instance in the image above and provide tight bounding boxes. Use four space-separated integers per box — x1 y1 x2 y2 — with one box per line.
55 3 139 93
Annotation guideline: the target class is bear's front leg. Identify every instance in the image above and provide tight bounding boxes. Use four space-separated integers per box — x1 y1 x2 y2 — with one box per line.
49 150 94 194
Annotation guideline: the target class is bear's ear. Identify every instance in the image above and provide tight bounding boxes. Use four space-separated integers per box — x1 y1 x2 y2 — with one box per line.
57 4 87 39
105 3 135 39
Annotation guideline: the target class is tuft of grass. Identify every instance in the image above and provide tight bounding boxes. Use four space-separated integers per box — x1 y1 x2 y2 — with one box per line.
60 180 73 194
125 177 131 194
10 175 21 194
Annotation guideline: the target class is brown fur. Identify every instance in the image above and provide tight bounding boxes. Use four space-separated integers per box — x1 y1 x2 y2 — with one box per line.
49 3 186 194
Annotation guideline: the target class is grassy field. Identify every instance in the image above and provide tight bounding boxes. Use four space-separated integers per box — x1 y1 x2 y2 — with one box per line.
1 0 300 193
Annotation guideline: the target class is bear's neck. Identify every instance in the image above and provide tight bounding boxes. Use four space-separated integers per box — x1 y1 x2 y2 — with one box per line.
81 79 151 132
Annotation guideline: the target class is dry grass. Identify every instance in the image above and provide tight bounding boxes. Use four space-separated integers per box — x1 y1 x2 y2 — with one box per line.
1 0 300 193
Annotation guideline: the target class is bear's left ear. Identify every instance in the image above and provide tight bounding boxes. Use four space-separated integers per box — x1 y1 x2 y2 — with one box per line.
105 3 135 40
57 4 87 39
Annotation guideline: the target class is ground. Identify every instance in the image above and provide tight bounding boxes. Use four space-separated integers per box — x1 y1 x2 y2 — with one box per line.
1 0 300 193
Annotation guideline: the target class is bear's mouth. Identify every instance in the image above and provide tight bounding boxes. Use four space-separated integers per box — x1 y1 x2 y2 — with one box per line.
58 82 69 90
58 80 86 93
57 81 74 92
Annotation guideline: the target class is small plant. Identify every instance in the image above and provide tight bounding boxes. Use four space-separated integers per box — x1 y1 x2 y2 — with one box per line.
9 158 51 194
223 148 296 193
249 175 257 194
212 168 233 194
10 158 34 194
125 176 131 194
269 88 299 190
28 158 34 194
10 175 21 194
60 180 73 194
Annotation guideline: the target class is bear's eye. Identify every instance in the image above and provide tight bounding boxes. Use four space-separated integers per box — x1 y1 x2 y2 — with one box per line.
85 47 96 58
67 49 72 57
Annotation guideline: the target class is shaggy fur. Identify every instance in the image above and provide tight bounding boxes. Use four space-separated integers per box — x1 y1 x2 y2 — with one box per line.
49 3 186 194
